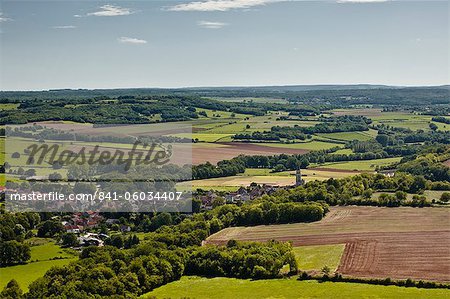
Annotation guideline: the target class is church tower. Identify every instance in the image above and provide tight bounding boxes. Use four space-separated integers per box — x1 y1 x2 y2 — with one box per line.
295 168 303 186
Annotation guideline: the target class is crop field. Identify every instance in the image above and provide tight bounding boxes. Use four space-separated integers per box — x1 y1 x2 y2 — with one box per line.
191 142 310 164
0 238 78 291
330 108 383 117
143 276 450 299
206 206 450 282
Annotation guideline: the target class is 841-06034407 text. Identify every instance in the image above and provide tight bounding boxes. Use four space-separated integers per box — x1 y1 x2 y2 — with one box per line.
8 191 184 202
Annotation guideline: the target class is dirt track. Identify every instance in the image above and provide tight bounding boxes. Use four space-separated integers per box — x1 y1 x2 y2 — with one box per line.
206 206 450 282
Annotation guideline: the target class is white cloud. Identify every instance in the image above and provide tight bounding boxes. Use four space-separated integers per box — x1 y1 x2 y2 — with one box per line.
74 14 83 18
167 0 281 12
87 5 133 17
118 37 147 44
0 12 12 22
198 20 229 29
337 0 388 3
52 25 77 29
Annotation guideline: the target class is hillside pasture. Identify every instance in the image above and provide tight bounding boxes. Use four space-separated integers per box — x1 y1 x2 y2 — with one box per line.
0 238 78 291
206 206 450 282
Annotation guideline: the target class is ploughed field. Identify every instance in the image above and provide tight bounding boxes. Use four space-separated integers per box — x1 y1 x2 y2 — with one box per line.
206 206 450 282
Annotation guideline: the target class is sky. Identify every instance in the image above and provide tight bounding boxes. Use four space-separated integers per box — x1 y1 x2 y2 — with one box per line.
0 0 448 91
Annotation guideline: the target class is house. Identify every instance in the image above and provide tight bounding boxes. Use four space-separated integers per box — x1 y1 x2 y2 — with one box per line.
64 224 82 234
378 169 397 177
78 235 103 247
105 218 120 225
199 190 218 210
120 225 131 232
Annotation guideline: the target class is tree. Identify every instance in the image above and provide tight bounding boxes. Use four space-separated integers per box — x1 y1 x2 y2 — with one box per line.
124 235 140 249
37 220 64 238
61 233 78 247
375 134 389 146
409 176 427 193
149 213 172 231
107 235 124 248
48 172 63 181
321 265 331 276
0 241 31 266
1 279 23 299
395 191 407 202
440 192 450 203
429 123 438 131
11 152 20 159
192 198 201 213
211 196 225 208
24 169 36 177
362 188 373 199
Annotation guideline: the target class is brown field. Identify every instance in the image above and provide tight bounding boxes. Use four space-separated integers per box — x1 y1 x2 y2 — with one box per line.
329 108 383 117
444 159 450 167
192 142 309 164
206 206 450 282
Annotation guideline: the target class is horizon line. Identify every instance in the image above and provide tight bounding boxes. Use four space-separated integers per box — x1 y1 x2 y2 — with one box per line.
1 83 450 93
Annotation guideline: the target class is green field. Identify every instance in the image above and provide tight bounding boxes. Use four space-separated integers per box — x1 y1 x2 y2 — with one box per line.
318 130 377 142
209 97 289 104
294 244 345 271
315 157 402 171
252 141 343 151
0 103 19 110
330 148 353 155
0 259 76 291
142 276 450 299
369 112 450 131
0 239 78 291
172 132 234 142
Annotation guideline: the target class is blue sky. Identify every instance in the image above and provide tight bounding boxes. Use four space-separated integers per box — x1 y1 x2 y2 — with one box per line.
0 0 448 90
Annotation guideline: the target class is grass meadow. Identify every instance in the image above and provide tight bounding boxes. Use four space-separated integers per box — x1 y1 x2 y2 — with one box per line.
314 157 402 171
142 276 450 299
294 244 345 271
0 238 78 291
